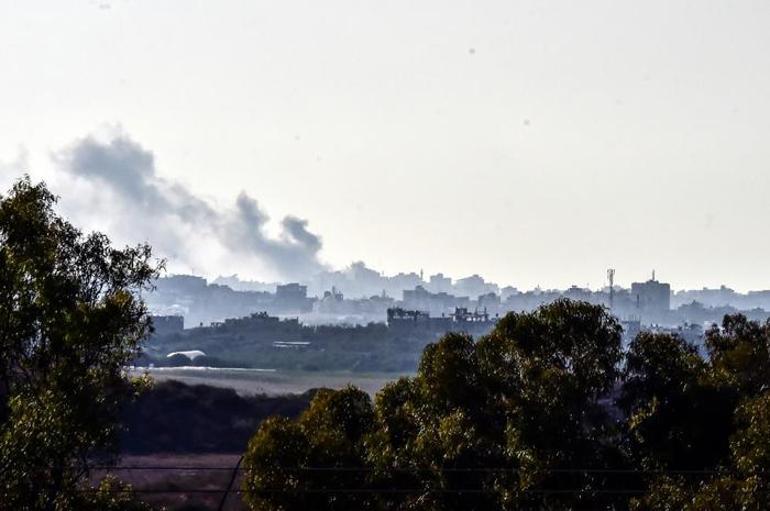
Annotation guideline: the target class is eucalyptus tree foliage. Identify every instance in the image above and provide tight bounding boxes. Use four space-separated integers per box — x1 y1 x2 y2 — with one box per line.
244 300 627 510
0 177 161 510
244 300 770 510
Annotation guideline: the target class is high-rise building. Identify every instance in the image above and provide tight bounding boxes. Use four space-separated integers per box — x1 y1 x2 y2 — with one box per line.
631 273 671 322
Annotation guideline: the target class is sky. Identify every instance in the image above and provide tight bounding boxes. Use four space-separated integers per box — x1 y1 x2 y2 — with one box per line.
1 0 770 291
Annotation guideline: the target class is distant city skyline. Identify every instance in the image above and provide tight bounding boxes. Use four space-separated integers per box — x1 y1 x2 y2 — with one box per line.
208 266 760 297
149 270 770 330
2 1 770 291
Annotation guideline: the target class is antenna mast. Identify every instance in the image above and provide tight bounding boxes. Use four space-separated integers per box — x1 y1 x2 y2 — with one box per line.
607 268 615 310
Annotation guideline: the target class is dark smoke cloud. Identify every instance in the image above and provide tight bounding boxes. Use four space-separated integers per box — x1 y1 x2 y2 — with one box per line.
56 133 326 280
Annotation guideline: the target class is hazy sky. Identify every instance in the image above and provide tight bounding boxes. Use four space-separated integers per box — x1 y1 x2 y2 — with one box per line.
1 0 770 290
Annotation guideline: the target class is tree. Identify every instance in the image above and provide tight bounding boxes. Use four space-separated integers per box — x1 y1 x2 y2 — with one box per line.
619 332 734 471
0 177 161 509
476 299 626 510
627 316 770 510
242 303 770 510
242 386 375 511
722 391 770 510
632 392 770 511
706 314 770 396
243 299 626 510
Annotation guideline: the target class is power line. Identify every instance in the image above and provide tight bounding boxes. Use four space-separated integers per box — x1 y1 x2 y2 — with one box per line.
82 488 651 495
89 466 727 475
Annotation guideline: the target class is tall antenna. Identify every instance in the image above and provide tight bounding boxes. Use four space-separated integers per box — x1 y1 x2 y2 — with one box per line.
607 268 615 310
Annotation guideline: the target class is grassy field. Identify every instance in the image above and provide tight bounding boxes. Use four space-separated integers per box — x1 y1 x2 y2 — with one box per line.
113 371 413 508
129 367 410 396
94 453 245 510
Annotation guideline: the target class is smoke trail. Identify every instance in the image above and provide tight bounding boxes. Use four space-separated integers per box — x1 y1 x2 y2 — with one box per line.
56 132 326 280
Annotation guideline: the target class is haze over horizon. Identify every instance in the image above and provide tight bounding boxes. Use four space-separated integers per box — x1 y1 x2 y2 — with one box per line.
2 1 770 291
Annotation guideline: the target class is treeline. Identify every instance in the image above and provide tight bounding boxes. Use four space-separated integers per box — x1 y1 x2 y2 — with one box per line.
241 299 770 510
120 381 313 454
147 320 428 372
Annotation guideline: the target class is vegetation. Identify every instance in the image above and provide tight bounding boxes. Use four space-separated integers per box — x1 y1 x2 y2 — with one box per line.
4 177 770 510
243 300 770 510
0 178 160 509
146 320 423 372
121 380 313 453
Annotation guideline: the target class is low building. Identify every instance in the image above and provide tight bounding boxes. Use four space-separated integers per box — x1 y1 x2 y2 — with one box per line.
151 315 184 336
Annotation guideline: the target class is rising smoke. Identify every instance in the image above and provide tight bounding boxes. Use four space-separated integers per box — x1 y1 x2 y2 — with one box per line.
54 132 327 281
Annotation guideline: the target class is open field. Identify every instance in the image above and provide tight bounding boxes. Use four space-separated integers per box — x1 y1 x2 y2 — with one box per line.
129 367 410 396
94 454 245 510
108 369 407 509
105 370 411 509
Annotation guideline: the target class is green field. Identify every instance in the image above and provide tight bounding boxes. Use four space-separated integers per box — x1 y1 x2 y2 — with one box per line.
129 367 410 396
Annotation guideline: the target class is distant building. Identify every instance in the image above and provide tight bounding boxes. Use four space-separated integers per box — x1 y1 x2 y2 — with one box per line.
147 274 274 327
274 283 313 313
427 273 453 294
387 306 495 338
157 275 208 294
166 349 206 360
454 274 498 298
402 285 470 315
276 283 307 301
500 286 519 301
151 315 184 336
478 292 501 314
387 307 431 323
315 287 344 313
272 341 312 350
631 273 671 323
564 285 593 302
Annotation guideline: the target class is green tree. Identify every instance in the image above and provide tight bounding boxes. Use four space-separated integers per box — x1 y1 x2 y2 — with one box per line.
706 314 770 396
619 332 734 471
478 299 626 510
632 392 770 511
244 299 626 510
370 333 504 510
628 316 770 510
243 305 770 510
0 177 160 509
242 386 375 511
